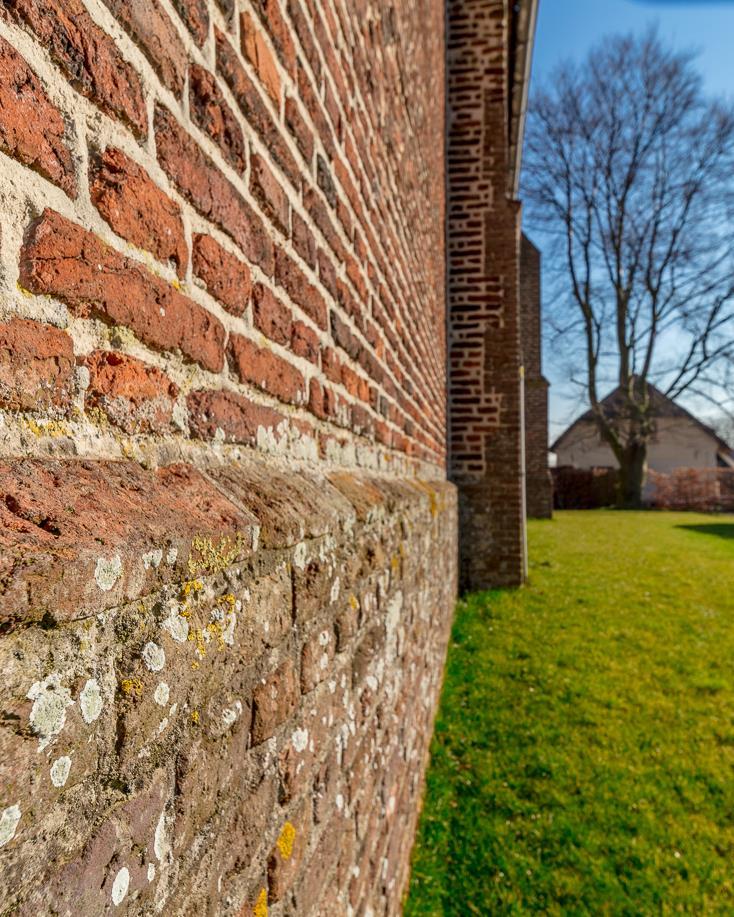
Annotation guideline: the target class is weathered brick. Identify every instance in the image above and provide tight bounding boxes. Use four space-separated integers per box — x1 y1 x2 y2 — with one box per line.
0 318 74 411
250 154 289 235
170 0 209 45
285 95 314 164
291 321 320 365
187 388 284 444
82 350 178 434
291 209 317 269
228 333 306 405
274 247 328 330
5 0 147 137
189 63 246 172
250 0 297 78
241 11 280 106
301 625 335 693
0 37 76 197
155 105 274 275
101 0 187 95
192 233 252 317
20 210 226 373
215 28 300 189
252 284 292 346
0 458 254 628
251 658 299 745
90 147 187 278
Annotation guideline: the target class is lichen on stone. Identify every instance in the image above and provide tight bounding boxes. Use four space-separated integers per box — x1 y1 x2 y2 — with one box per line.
27 673 74 751
253 887 268 917
0 805 21 848
276 821 296 860
120 677 144 699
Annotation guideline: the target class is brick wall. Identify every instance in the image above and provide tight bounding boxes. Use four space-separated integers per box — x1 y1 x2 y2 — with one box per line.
520 235 552 519
0 1 457 913
447 0 527 590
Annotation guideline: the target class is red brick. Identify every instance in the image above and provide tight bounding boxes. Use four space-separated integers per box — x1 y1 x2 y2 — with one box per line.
82 350 178 434
187 388 284 444
155 105 274 275
240 11 280 106
250 154 289 235
291 210 316 269
308 377 337 420
0 37 76 197
101 0 186 95
189 63 246 172
215 29 300 189
297 62 335 160
6 0 147 137
228 333 306 405
252 284 292 346
291 321 320 365
170 0 208 46
285 0 321 84
90 147 187 278
274 248 328 330
284 95 314 164
251 658 299 745
250 0 297 78
0 318 74 411
302 185 346 262
192 233 251 317
20 210 226 373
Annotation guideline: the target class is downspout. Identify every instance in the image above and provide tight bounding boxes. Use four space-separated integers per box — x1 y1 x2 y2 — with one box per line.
519 363 529 581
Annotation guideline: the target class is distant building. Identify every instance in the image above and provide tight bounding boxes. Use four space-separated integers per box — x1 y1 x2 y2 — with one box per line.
552 383 734 473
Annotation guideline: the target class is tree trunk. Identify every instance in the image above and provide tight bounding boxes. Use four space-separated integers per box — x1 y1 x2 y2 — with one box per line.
617 442 647 508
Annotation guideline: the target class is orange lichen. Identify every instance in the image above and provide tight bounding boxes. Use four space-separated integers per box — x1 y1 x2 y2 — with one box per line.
276 821 296 859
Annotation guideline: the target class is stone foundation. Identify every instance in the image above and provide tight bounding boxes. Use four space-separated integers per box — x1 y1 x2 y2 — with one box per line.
0 454 456 914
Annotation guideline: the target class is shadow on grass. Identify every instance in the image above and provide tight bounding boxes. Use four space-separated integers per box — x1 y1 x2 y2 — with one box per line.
676 523 734 541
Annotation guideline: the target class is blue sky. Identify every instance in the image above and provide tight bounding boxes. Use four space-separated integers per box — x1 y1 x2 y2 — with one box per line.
527 0 734 439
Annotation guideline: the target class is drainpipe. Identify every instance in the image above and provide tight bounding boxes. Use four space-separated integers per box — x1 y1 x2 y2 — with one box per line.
519 363 529 581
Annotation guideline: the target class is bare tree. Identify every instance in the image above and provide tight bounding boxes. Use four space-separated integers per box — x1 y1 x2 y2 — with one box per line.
523 29 734 507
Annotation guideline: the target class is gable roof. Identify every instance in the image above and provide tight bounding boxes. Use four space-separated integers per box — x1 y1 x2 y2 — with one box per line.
551 381 734 459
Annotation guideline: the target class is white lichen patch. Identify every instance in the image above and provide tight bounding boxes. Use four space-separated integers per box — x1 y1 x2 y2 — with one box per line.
142 548 163 570
221 609 237 647
80 678 104 724
330 576 341 603
147 863 156 882
162 605 189 643
50 756 72 788
142 642 166 672
293 542 307 571
154 809 171 864
111 866 129 906
166 547 178 565
220 700 242 731
153 682 170 707
0 805 21 848
27 673 74 751
94 554 123 592
291 727 309 753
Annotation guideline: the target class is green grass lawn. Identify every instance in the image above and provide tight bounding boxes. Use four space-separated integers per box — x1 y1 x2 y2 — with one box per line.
406 511 734 916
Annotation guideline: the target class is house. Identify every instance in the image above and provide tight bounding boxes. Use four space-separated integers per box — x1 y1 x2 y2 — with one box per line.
552 383 734 472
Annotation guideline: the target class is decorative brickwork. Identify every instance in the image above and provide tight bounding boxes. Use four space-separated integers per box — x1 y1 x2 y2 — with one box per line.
520 235 552 519
447 0 532 590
